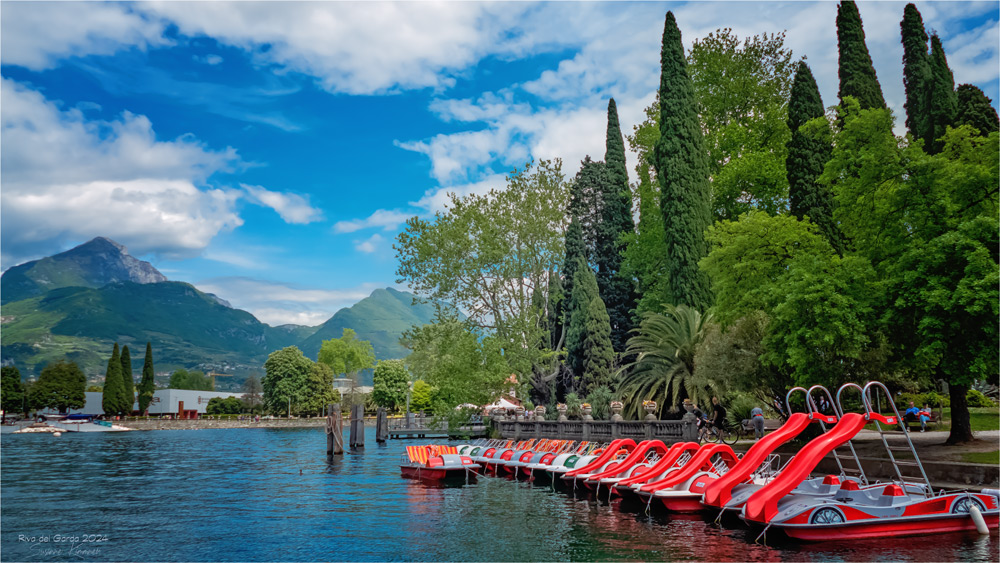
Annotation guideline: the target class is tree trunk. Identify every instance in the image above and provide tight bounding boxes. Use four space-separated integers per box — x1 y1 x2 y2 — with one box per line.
945 382 974 444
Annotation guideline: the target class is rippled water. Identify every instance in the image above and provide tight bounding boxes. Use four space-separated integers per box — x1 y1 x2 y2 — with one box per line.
2 427 997 562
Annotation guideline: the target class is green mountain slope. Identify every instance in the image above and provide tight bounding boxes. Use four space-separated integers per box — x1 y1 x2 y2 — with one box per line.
298 287 439 360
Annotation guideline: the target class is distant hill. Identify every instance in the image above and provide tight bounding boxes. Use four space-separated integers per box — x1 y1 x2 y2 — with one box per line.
298 287 440 361
1 237 166 304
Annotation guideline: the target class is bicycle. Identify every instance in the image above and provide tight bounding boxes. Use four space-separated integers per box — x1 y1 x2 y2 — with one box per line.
699 422 741 445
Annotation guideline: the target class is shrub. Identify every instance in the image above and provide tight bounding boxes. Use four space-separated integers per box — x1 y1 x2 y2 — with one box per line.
896 391 949 410
585 386 615 420
724 392 759 430
565 392 582 418
966 389 995 408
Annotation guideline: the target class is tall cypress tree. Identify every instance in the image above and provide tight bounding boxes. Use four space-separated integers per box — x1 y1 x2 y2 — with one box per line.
102 343 124 416
654 11 713 311
138 342 156 414
837 0 886 110
955 84 1000 135
581 295 615 396
120 345 135 414
562 216 586 331
566 257 599 385
598 98 637 352
900 3 931 143
546 271 564 350
925 34 958 154
787 61 842 253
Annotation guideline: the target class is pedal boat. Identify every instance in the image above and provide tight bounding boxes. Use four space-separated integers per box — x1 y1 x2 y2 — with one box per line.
400 446 480 485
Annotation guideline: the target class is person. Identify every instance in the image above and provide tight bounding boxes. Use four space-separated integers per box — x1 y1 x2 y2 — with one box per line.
750 406 765 439
817 395 831 414
903 401 920 427
700 397 727 441
918 403 932 432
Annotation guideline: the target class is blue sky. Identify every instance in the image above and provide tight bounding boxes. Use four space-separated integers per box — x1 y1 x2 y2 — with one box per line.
2 1 997 326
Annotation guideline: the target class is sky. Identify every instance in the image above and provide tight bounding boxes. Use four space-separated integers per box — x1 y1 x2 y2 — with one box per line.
2 1 998 327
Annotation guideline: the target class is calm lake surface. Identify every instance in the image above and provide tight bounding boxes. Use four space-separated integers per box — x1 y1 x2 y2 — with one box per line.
2 426 997 562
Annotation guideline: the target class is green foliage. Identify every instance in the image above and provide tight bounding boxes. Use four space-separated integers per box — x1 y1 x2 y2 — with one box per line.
318 328 375 381
584 386 615 420
786 62 841 253
410 380 433 412
138 342 155 414
169 369 213 391
262 346 312 415
302 362 339 416
688 28 795 220
836 0 886 110
619 161 671 315
618 305 712 419
599 99 637 352
562 217 587 334
206 396 244 415
694 312 791 404
102 343 124 415
1 366 25 417
966 389 996 408
581 296 615 396
955 84 1000 136
655 12 713 311
30 360 86 413
565 258 599 383
723 392 760 430
396 160 568 378
896 391 949 409
901 3 931 144
925 35 958 154
120 345 134 413
402 316 510 413
371 359 409 411
242 375 263 413
564 392 582 418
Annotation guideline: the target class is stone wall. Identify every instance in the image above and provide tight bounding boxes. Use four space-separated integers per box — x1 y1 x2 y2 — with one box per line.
121 417 377 431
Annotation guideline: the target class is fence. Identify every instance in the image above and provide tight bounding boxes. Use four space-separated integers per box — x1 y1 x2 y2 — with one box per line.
494 419 697 443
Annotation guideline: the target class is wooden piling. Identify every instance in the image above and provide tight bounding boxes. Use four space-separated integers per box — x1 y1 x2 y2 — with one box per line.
327 403 343 455
375 407 388 443
350 403 365 448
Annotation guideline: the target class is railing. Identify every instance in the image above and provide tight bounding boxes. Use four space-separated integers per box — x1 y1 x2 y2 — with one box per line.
491 418 698 443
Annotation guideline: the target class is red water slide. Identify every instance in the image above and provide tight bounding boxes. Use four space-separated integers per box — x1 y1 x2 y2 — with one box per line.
616 442 701 487
565 439 637 477
701 412 812 508
583 440 670 483
638 443 738 493
742 413 868 524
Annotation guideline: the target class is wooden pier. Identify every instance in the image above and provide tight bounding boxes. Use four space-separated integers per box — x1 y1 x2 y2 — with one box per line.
388 414 488 439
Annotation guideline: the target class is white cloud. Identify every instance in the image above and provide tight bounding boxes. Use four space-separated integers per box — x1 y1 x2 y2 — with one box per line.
197 54 224 66
241 184 323 224
0 2 168 69
354 234 384 254
332 209 413 233
0 78 242 268
411 173 510 215
193 277 381 326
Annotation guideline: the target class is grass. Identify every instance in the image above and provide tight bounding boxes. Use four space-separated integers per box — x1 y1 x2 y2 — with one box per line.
939 407 1000 432
961 450 1000 465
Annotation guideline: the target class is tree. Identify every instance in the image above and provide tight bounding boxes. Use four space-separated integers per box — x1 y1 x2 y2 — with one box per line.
786 61 842 253
655 12 713 311
371 359 409 411
120 345 134 414
561 215 587 333
402 316 510 412
618 305 713 419
102 343 124 416
411 380 433 412
565 258 599 387
302 362 339 416
901 3 931 144
1 366 25 421
30 361 86 413
581 296 615 396
396 160 568 378
837 0 886 110
318 328 375 406
925 34 958 154
137 342 156 414
598 99 637 352
262 346 312 416
241 375 263 413
169 369 213 391
694 312 791 404
955 84 1000 135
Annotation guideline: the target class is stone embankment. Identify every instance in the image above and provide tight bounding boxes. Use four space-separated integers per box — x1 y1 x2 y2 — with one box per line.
122 417 378 431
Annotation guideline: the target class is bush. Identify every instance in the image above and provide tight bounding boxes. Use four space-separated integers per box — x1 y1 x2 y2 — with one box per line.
966 389 995 408
585 387 615 420
724 392 759 430
565 392 582 418
896 391 949 410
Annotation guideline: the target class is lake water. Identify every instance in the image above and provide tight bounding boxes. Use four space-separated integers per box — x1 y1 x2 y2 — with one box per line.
2 427 997 562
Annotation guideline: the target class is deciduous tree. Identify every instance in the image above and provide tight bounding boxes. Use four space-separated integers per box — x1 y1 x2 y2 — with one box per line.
1 366 25 421
31 360 86 413
371 359 410 411
263 346 312 416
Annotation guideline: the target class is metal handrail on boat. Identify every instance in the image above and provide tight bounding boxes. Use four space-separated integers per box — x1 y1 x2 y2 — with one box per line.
862 381 933 497
811 384 869 486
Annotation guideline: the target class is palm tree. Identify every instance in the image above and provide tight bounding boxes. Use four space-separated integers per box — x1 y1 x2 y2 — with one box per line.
617 304 714 419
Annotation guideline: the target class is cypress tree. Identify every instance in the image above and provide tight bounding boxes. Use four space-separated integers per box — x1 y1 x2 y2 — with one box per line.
546 271 564 350
837 1 887 110
581 295 615 396
900 3 931 143
925 34 957 154
955 84 1000 135
566 258 599 384
562 216 586 331
138 342 156 414
786 61 843 253
654 11 713 311
598 98 637 353
120 345 135 414
102 343 124 416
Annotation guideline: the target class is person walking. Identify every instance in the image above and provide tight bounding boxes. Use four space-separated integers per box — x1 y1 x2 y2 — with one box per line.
750 406 765 439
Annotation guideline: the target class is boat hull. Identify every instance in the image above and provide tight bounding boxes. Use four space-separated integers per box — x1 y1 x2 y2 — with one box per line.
779 512 1000 541
400 465 477 485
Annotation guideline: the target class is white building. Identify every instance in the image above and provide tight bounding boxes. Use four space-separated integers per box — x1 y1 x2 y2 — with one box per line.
63 389 246 416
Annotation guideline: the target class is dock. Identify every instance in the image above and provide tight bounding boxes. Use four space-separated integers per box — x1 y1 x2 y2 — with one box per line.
388 414 488 439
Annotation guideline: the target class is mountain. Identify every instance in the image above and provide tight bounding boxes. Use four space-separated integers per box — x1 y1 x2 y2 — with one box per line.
1 237 166 304
298 287 440 360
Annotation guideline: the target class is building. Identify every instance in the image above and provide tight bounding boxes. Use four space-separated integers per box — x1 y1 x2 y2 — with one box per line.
62 389 246 417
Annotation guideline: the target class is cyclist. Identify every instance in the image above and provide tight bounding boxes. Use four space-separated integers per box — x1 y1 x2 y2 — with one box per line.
704 396 727 440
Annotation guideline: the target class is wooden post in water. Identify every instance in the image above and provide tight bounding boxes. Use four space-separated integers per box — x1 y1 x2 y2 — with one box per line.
375 407 388 443
327 403 343 455
350 403 365 448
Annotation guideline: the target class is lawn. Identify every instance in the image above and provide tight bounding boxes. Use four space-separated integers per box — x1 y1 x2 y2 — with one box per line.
961 450 1000 465
940 407 999 432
